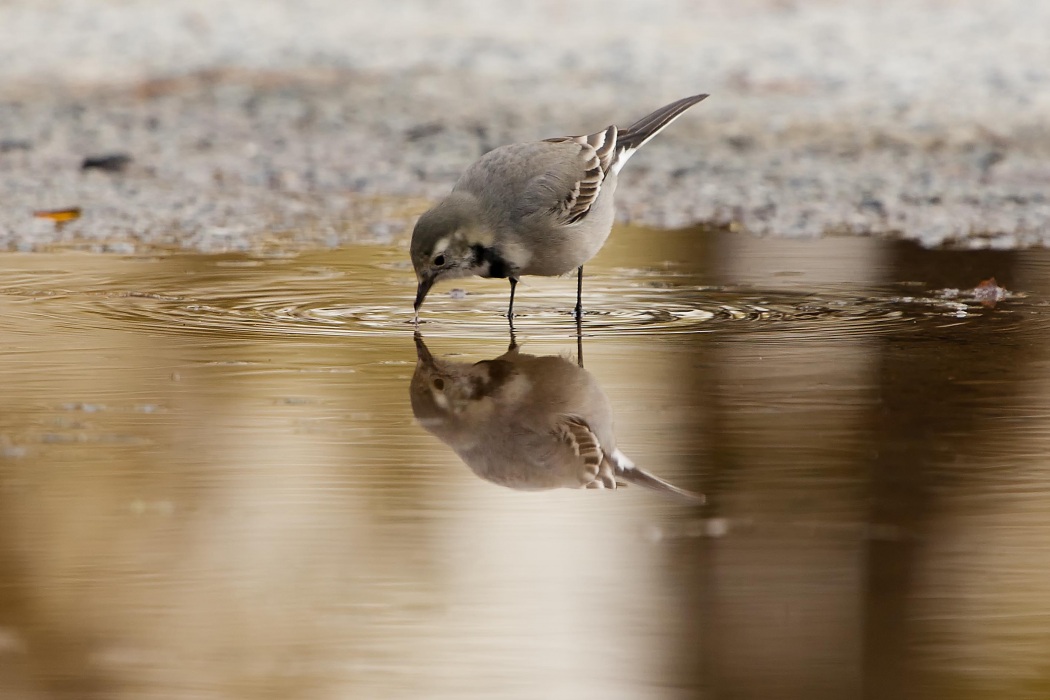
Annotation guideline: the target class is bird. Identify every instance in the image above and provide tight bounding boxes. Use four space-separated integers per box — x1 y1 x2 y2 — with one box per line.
410 93 709 320
409 332 705 503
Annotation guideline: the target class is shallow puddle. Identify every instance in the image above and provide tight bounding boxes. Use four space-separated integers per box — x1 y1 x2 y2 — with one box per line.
2 226 1050 698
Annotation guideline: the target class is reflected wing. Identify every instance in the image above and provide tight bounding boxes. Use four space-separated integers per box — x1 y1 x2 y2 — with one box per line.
550 415 620 488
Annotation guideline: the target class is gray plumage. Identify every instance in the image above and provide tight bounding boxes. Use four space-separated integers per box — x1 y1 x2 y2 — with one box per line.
411 94 709 317
410 333 705 503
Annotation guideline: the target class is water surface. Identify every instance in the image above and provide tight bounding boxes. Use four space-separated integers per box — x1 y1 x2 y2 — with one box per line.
2 227 1050 699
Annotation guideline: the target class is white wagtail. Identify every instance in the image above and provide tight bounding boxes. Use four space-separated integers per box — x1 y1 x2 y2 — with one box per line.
410 333 705 503
411 93 709 320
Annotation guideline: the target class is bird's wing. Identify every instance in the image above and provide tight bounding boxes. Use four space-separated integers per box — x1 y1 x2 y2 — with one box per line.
538 94 709 226
542 126 617 225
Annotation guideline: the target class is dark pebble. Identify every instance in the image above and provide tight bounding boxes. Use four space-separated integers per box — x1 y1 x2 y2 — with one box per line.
82 153 133 172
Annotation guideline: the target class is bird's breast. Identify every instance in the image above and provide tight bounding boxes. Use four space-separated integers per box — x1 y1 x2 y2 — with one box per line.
514 221 614 276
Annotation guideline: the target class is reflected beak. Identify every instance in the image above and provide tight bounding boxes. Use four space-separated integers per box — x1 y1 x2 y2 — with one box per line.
413 331 436 366
414 276 435 314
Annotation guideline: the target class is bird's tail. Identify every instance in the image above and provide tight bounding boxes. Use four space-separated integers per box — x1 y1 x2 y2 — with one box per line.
613 93 709 174
610 449 706 505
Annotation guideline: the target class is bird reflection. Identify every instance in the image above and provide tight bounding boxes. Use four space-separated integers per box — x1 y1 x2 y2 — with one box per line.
410 333 704 503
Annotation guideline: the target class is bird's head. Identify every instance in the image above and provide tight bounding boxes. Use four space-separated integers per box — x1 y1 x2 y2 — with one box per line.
410 192 489 312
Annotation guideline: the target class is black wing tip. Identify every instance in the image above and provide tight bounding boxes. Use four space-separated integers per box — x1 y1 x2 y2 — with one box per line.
618 93 710 151
651 93 711 114
659 92 711 115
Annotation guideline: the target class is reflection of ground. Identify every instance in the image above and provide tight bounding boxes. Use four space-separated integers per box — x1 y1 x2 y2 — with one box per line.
1 0 1049 251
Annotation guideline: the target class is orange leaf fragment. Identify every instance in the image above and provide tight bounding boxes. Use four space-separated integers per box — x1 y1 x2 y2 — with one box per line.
33 207 82 222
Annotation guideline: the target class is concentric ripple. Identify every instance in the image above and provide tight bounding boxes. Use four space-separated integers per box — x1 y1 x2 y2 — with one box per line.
1 250 1035 343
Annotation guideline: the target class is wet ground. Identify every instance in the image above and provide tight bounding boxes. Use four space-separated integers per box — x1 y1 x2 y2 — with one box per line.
2 225 1050 698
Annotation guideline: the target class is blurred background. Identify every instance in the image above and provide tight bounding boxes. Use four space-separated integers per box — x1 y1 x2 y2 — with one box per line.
1 0 1049 250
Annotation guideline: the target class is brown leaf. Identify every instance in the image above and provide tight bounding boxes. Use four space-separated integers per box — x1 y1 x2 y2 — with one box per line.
973 277 1007 307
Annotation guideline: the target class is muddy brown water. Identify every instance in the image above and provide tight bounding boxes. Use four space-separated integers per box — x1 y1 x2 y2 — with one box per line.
2 226 1050 699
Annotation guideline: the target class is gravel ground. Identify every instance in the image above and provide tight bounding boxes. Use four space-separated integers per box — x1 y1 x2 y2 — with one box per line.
1 0 1048 252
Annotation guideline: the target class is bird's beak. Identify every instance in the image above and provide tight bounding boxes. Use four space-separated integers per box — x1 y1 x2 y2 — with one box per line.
414 275 435 314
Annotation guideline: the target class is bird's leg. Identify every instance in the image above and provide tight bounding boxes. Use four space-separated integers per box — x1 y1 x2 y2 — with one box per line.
575 313 584 368
508 314 518 351
507 277 518 319
574 266 584 320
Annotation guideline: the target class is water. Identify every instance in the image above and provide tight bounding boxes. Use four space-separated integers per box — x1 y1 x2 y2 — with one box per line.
2 226 1050 699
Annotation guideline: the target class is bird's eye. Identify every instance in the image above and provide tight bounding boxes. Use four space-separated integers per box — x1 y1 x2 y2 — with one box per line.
433 254 446 267
432 377 445 391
